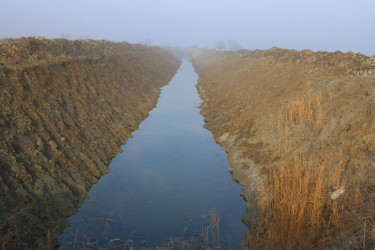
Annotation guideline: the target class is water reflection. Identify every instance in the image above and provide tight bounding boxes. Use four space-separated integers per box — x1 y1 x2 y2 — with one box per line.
58 59 247 248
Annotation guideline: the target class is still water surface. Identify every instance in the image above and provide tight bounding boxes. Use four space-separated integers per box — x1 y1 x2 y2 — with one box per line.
59 59 247 248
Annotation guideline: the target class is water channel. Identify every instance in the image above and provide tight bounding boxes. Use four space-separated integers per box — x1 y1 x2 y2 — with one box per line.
58 59 247 248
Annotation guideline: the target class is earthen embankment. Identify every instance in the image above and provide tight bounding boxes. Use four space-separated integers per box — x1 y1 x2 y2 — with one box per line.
191 48 375 248
0 38 181 248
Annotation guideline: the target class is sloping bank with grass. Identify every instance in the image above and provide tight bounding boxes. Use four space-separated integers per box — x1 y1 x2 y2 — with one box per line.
190 48 375 249
0 37 181 249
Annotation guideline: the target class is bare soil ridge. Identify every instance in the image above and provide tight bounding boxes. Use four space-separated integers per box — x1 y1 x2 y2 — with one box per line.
191 48 375 248
0 37 181 248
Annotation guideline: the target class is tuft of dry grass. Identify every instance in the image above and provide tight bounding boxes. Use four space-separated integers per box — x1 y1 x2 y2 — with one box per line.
254 153 347 249
196 209 222 249
246 85 375 248
202 209 221 249
276 84 324 149
249 86 357 249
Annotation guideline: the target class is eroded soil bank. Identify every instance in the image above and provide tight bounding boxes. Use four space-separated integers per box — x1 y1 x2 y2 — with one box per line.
191 48 375 248
0 38 181 248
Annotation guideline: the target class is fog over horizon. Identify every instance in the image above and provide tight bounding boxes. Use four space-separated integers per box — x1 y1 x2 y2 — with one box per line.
1 0 374 55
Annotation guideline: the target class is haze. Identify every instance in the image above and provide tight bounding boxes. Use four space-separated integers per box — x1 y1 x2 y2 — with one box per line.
1 0 374 55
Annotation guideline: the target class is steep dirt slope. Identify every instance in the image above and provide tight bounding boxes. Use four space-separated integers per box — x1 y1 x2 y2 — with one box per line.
0 38 181 249
191 48 375 248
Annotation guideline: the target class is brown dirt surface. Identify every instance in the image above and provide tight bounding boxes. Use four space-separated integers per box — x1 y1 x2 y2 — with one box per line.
0 37 181 249
191 48 375 249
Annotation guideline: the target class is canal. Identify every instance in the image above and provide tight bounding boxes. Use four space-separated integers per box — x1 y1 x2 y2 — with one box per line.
58 59 247 248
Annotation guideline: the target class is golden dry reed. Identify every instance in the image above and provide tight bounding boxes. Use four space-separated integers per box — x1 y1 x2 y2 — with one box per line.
247 85 358 249
203 209 221 249
254 154 346 249
277 84 323 146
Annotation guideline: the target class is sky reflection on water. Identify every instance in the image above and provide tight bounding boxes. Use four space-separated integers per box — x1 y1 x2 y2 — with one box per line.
58 59 247 248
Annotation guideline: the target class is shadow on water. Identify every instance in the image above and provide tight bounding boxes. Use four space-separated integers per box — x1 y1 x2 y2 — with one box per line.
58 59 248 248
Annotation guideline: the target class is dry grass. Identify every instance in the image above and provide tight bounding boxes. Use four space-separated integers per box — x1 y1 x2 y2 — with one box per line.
231 83 375 249
246 86 375 249
276 84 323 147
253 153 346 249
202 209 221 249
248 87 351 249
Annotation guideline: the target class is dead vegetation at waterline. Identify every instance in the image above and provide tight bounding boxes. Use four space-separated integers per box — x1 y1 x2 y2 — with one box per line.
58 210 231 249
191 48 375 248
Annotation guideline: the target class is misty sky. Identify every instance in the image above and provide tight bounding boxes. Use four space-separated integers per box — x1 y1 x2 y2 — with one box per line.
1 0 374 55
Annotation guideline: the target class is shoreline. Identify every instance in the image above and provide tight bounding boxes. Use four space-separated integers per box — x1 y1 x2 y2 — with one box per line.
196 82 261 229
0 37 181 248
191 48 375 248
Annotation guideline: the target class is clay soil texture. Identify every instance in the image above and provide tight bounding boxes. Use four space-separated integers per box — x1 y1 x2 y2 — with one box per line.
191 48 375 249
0 37 181 249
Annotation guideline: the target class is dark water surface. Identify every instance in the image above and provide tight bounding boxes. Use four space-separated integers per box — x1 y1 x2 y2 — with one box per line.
58 59 247 248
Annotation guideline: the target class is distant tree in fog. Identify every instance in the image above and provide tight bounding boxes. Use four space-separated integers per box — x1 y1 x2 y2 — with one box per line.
138 39 153 46
61 33 71 40
77 35 91 40
144 39 153 46
227 40 241 50
215 40 226 51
